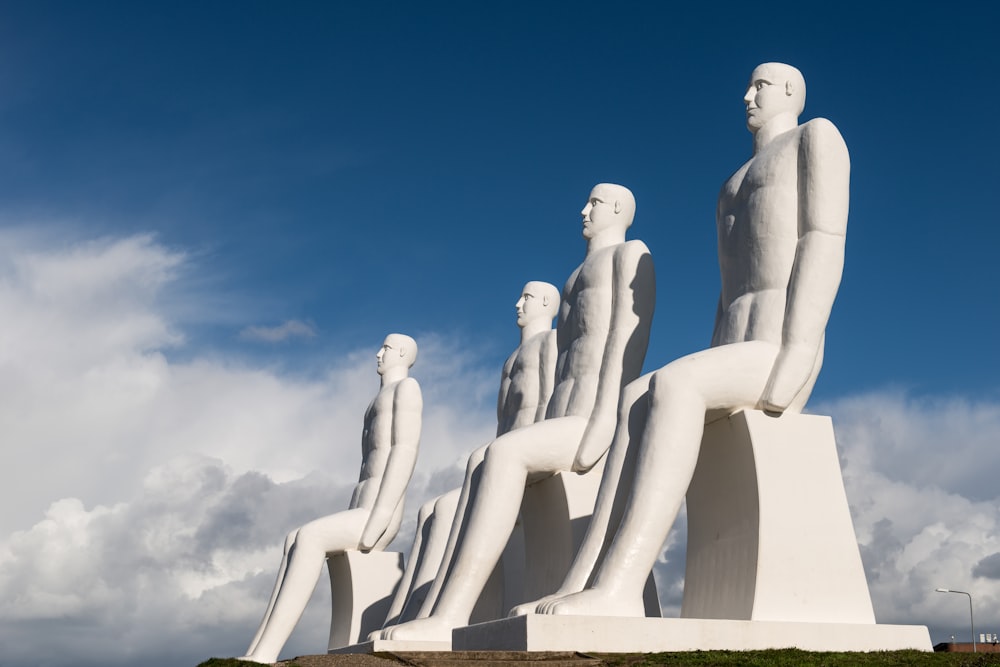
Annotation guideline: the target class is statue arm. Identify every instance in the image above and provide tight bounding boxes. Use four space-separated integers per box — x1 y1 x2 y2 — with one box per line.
496 353 514 436
710 293 724 347
573 241 656 472
536 332 558 423
761 119 849 412
360 378 423 550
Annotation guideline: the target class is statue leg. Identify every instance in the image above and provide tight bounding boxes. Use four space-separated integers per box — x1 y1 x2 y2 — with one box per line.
378 496 438 635
245 529 299 655
514 374 652 616
383 417 587 641
411 445 488 620
545 342 777 617
398 489 461 624
241 509 369 664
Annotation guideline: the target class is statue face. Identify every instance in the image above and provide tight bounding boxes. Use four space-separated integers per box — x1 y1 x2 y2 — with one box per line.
376 335 409 375
515 284 546 328
743 63 801 132
581 185 621 240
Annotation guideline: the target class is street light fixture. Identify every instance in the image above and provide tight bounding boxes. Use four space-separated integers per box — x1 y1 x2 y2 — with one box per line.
936 588 975 652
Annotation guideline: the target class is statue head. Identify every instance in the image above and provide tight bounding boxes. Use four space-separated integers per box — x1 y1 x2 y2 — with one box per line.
581 183 636 240
376 333 418 375
515 281 561 329
743 62 806 133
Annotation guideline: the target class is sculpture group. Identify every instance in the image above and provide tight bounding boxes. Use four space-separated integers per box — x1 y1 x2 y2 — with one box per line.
239 63 932 663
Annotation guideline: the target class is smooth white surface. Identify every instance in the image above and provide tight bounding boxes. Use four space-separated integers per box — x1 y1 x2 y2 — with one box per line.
532 63 850 619
682 410 874 623
240 334 422 664
382 184 655 642
381 283 560 635
520 467 603 603
383 490 460 627
327 550 404 649
453 615 932 652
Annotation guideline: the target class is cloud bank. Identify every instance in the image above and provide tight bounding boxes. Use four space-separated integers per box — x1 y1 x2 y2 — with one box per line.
0 231 997 666
239 319 318 343
0 230 495 665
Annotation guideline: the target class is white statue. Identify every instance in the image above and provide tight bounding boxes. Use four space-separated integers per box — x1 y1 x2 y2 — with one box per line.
241 334 422 664
526 62 850 618
382 281 560 627
382 184 655 641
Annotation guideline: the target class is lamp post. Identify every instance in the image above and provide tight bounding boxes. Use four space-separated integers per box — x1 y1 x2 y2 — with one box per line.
936 588 975 652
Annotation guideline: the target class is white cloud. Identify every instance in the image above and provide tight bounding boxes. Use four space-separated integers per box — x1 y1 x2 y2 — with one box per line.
2 230 998 665
813 392 1000 641
0 230 497 666
239 319 318 343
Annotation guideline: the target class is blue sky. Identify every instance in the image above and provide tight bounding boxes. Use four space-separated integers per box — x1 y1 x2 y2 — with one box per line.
0 2 998 665
2 1 997 395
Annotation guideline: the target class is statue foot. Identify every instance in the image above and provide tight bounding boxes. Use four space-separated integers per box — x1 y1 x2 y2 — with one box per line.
380 615 457 642
508 592 562 616
366 628 382 641
538 589 645 617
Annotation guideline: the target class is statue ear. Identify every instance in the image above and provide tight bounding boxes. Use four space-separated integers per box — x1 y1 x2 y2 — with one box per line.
785 80 794 97
614 200 622 214
399 347 407 358
542 295 549 306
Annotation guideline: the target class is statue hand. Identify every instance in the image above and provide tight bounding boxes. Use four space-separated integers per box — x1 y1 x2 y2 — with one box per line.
359 510 390 551
760 343 816 414
573 414 614 473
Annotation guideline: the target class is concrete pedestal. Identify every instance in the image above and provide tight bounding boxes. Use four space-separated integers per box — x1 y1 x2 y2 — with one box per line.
452 411 930 653
520 469 660 617
326 550 404 650
452 614 932 652
683 410 875 623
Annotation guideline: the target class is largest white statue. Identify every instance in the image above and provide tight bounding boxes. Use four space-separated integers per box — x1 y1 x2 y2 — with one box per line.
241 334 422 664
382 183 656 642
527 62 849 617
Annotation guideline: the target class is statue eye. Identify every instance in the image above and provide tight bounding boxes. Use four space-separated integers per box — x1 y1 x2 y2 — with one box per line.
755 80 769 91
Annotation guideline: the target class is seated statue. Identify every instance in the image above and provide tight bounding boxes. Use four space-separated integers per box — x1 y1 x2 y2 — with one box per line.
381 281 560 628
241 334 422 663
526 62 850 618
382 184 655 641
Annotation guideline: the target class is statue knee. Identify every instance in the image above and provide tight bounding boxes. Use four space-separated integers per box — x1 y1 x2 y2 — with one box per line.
649 367 690 402
284 529 300 550
469 444 488 467
293 523 327 553
417 498 437 525
482 440 520 470
620 376 651 416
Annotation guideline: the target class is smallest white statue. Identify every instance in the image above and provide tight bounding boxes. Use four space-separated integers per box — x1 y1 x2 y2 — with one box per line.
382 281 561 629
240 334 422 664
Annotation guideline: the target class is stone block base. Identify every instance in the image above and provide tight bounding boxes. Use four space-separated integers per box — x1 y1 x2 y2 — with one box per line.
327 550 404 650
328 638 452 654
452 614 932 653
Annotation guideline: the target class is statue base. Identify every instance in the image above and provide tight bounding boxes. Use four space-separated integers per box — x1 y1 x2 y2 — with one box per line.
329 638 452 654
452 614 932 652
326 550 404 650
683 410 875 623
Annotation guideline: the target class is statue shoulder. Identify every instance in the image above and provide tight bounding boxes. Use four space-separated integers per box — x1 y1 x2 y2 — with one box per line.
616 238 652 263
393 377 422 406
800 117 849 159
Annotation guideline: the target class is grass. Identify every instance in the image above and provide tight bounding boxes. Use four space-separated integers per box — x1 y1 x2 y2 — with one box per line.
198 650 1000 667
597 650 1000 666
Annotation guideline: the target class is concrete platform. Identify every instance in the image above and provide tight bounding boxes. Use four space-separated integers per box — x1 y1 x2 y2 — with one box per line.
329 638 453 654
452 614 933 653
283 651 602 667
